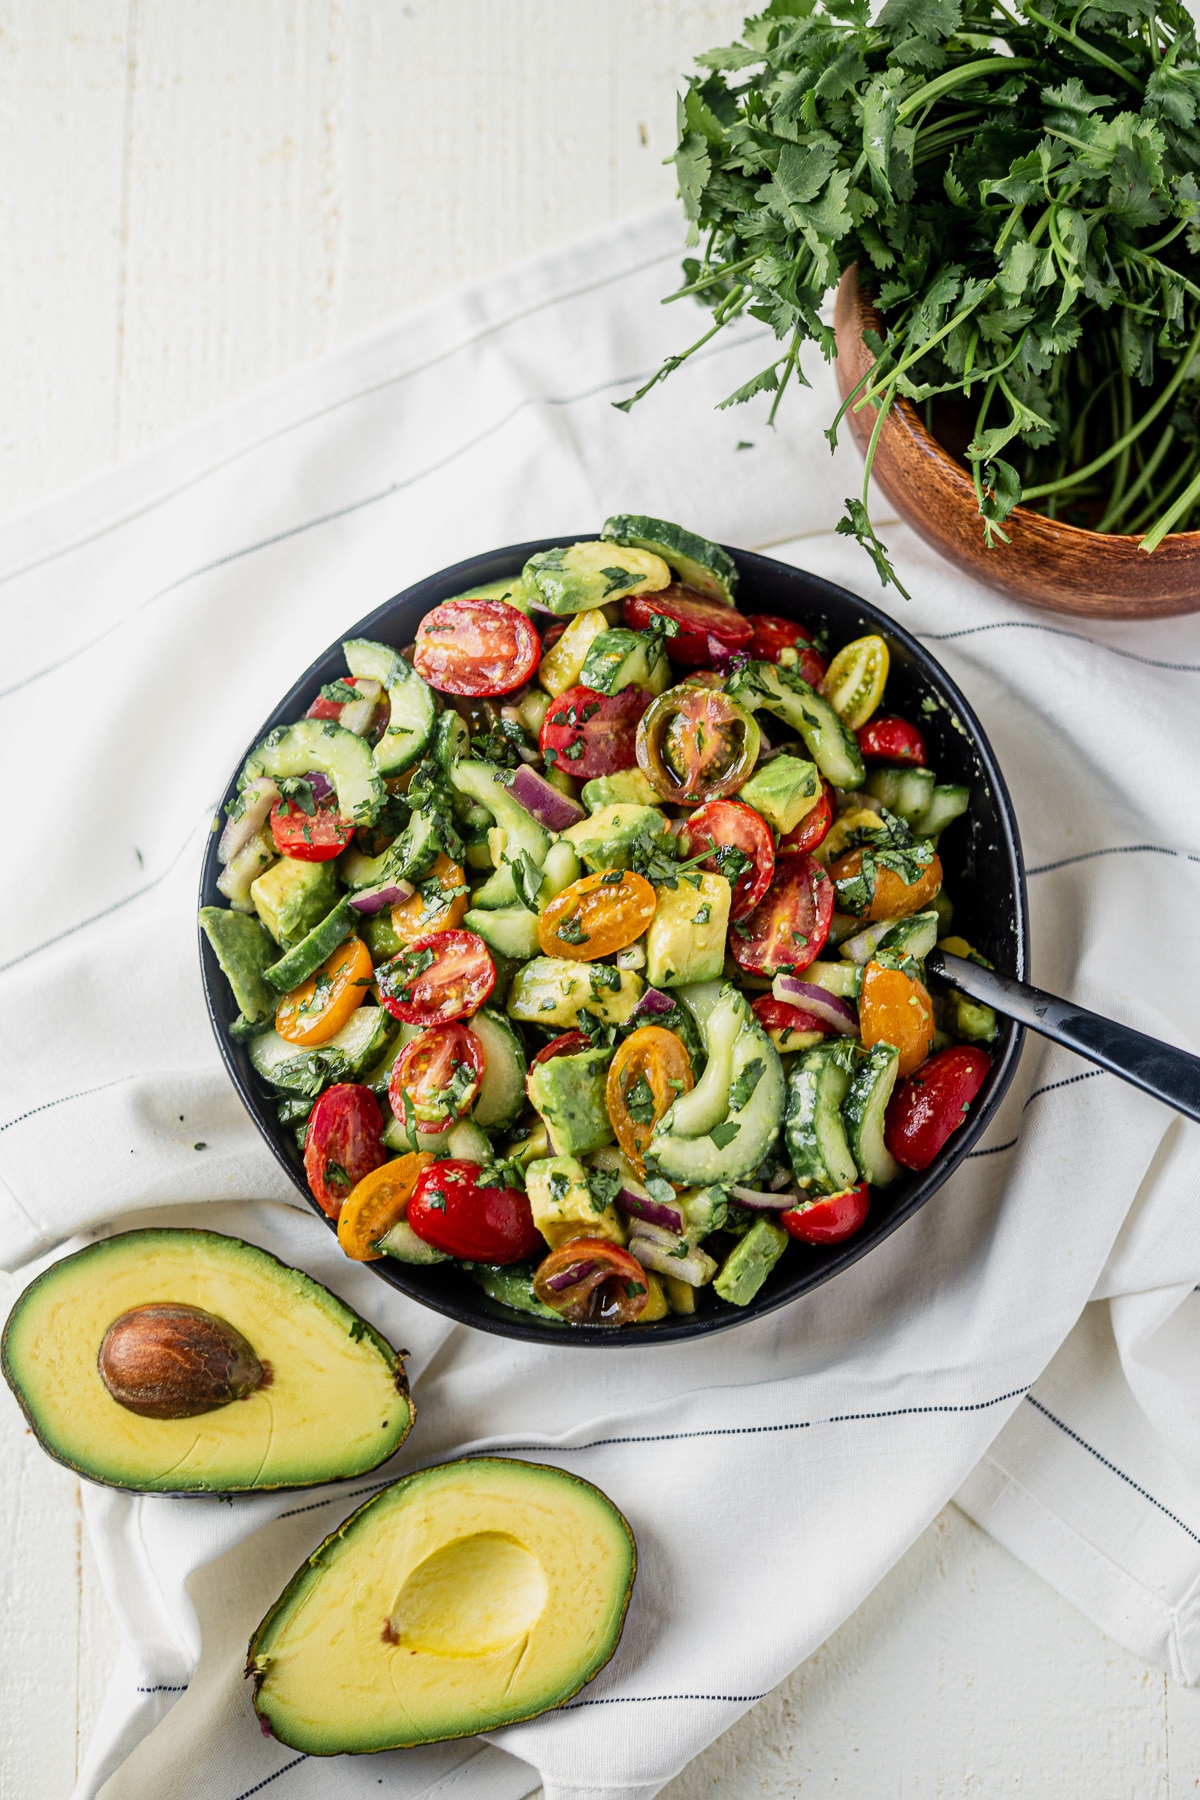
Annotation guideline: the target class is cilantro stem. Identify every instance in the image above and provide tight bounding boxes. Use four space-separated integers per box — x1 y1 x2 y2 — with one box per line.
855 286 994 408
1022 7 1143 88
1140 458 1200 551
895 55 1035 123
1097 424 1174 531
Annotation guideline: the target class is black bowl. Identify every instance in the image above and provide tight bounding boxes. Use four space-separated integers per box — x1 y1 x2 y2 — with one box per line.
199 538 1027 1346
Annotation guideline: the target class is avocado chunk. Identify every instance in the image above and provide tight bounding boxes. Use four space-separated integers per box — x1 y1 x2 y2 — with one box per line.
579 628 670 696
250 1457 636 1752
527 1155 627 1246
527 1049 616 1157
250 856 341 948
507 957 644 1029
649 985 785 1185
538 606 617 697
563 802 670 872
522 540 671 616
580 768 661 812
199 906 277 1024
736 753 822 835
1 1228 412 1494
713 1219 788 1307
645 873 731 988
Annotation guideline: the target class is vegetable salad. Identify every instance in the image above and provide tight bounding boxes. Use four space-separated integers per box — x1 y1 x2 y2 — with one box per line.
201 516 996 1330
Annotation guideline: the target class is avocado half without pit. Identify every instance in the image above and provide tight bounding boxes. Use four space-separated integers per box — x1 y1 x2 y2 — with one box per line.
1 1228 413 1494
249 1457 636 1753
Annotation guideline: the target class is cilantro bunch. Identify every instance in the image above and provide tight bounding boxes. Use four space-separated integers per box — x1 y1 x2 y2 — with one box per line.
626 0 1200 590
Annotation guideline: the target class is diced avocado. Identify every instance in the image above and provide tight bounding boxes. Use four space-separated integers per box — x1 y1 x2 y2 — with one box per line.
242 718 385 827
736 753 822 835
713 1219 788 1307
947 987 999 1043
2 1228 412 1494
250 857 341 949
729 662 864 789
248 1458 636 1752
199 907 277 1025
581 768 660 812
664 1276 697 1314
507 958 643 1029
523 540 672 616
635 1273 670 1322
526 1157 626 1247
649 985 785 1185
602 513 738 606
465 904 541 961
538 607 615 697
464 1262 563 1320
342 638 436 775
264 899 357 992
450 759 552 909
563 802 669 872
527 1048 616 1157
645 873 731 989
579 628 670 696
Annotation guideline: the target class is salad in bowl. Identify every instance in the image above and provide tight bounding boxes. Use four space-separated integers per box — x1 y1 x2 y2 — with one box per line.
200 516 1021 1336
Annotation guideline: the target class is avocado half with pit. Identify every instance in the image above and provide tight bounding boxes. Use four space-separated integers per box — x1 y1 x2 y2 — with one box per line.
249 1457 636 1752
1 1228 413 1494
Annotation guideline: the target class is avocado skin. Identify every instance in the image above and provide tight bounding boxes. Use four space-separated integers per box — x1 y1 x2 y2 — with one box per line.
527 1048 616 1156
198 907 277 1024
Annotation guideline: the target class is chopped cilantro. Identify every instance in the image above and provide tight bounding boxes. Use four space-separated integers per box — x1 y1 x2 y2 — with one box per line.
709 1121 741 1149
728 1057 765 1112
623 1073 658 1125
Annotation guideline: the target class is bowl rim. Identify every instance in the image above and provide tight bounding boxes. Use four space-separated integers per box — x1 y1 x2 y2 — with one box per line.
199 536 1029 1347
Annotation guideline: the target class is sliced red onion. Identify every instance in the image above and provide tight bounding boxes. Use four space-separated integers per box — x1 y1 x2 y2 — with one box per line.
706 639 751 675
840 918 900 966
618 1187 686 1234
771 975 858 1034
730 1183 799 1212
305 770 335 804
632 987 675 1019
348 879 415 916
507 763 586 831
544 1259 598 1292
218 777 279 865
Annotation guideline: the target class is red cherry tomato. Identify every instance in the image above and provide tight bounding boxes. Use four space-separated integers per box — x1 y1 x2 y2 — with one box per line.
678 799 774 921
388 1022 485 1134
303 1084 386 1220
884 1046 992 1171
744 614 827 687
857 715 927 765
729 852 833 975
413 598 540 697
407 1159 542 1263
531 1030 592 1067
532 1238 650 1325
269 791 355 862
751 996 828 1038
540 683 652 779
624 584 753 667
781 1183 870 1245
778 780 835 855
377 930 496 1025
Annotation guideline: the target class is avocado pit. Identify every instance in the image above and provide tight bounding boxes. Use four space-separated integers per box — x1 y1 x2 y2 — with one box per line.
98 1302 268 1419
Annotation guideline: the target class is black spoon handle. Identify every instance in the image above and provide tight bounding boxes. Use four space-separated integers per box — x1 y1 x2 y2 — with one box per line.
925 950 1200 1125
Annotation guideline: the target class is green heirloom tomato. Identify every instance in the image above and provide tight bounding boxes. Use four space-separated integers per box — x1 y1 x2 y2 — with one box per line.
635 686 760 806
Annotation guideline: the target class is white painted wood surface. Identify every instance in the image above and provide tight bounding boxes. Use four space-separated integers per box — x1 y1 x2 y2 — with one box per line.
3 4 1199 1793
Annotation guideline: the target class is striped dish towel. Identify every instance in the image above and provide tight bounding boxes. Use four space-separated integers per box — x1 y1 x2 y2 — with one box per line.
2 206 1199 1800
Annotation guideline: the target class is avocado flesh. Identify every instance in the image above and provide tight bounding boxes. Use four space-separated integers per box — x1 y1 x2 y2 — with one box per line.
2 1229 412 1493
250 1457 636 1753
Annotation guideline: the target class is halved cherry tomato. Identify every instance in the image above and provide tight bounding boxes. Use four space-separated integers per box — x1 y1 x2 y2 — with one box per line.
884 1046 992 1170
729 852 833 975
744 614 827 687
751 995 827 1051
407 1159 542 1263
390 853 469 947
829 847 943 921
533 1238 650 1325
779 779 834 855
858 959 935 1076
376 929 495 1025
413 598 540 697
540 684 652 779
269 789 355 861
303 1083 386 1219
276 936 373 1047
537 870 656 962
857 715 927 765
337 1152 434 1260
531 1031 592 1067
388 1021 485 1134
625 583 753 667
781 1182 870 1245
636 686 760 804
819 634 889 728
678 800 774 921
606 1025 695 1175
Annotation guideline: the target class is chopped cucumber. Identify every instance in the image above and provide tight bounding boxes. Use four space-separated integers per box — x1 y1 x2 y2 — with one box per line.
713 1219 788 1306
434 709 469 774
323 1005 396 1076
602 513 738 606
802 960 864 1000
343 637 436 775
450 759 552 909
378 1220 450 1265
464 1262 563 1320
445 1118 492 1162
242 718 384 827
865 766 935 827
199 907 277 1025
650 986 785 1185
522 540 672 616
877 910 940 960
248 1005 394 1093
916 784 971 838
729 662 864 789
786 1043 859 1196
467 1006 528 1133
263 898 356 992
580 628 670 696
465 905 541 962
842 1042 901 1186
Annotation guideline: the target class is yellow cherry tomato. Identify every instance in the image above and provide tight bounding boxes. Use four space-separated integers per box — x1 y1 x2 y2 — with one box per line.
390 853 468 946
537 870 657 962
336 1153 435 1261
859 959 935 1076
275 935 373 1047
606 1024 695 1175
819 634 890 729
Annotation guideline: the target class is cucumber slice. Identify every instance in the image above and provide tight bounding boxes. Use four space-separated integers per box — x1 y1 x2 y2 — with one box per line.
242 719 384 828
445 1118 492 1161
602 513 738 606
248 1006 394 1092
263 898 356 992
803 961 863 1000
363 1021 423 1095
580 629 670 696
915 784 971 838
199 907 277 1025
877 910 940 960
865 766 936 828
468 1006 528 1132
378 1220 450 1265
465 905 541 962
522 541 672 617
450 759 552 909
729 663 864 789
434 709 469 775
343 638 436 775
786 1043 859 1196
650 987 786 1186
464 1262 563 1320
842 1042 901 1187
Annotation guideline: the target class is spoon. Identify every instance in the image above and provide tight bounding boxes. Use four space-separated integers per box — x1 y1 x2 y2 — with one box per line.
925 950 1200 1126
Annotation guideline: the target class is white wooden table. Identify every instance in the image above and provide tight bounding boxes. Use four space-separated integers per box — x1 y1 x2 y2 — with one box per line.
5 4 1200 1793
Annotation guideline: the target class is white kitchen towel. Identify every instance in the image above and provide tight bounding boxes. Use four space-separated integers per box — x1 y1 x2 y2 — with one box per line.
3 204 1200 1800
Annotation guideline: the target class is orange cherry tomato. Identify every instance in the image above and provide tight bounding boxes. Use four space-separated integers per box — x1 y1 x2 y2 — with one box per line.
390 853 468 947
606 1025 695 1175
533 1238 650 1325
828 848 943 920
536 870 657 961
336 1152 435 1261
275 935 373 1046
858 959 935 1076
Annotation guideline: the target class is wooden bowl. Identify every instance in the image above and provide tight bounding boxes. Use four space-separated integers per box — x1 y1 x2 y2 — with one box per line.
833 267 1200 619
